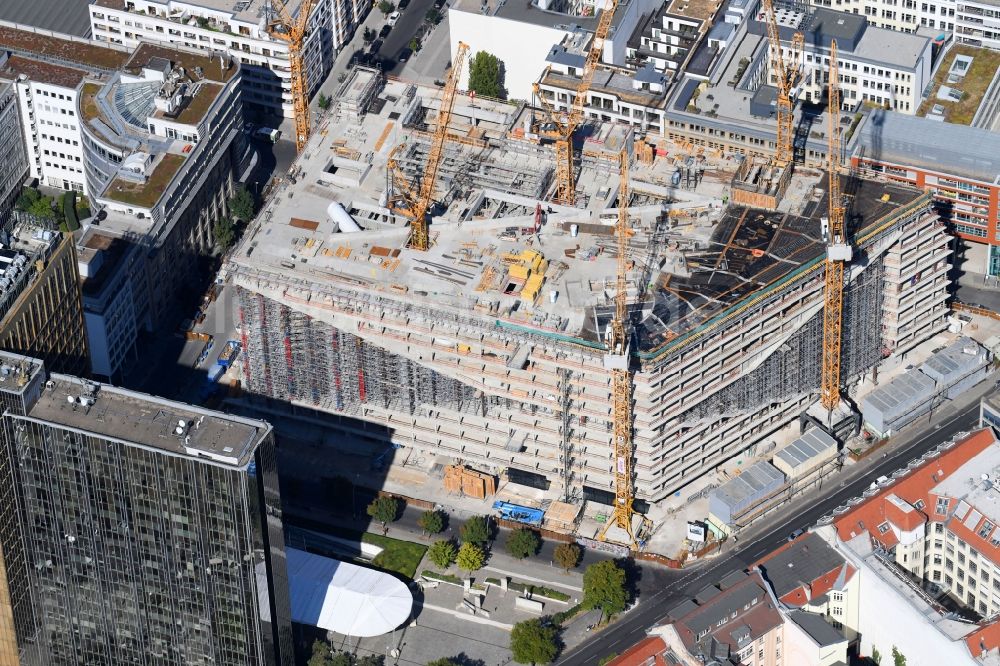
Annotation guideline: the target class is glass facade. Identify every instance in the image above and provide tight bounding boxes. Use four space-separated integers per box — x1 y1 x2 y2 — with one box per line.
0 361 292 665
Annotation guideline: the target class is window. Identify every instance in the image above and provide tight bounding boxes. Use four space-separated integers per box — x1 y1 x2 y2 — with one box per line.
915 499 926 510
832 592 843 602
878 522 891 534
936 523 945 534
980 522 995 539
936 497 950 515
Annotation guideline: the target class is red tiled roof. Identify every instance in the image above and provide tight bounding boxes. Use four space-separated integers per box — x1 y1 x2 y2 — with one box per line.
834 429 998 550
966 621 1000 658
606 637 667 666
885 495 925 531
778 563 857 607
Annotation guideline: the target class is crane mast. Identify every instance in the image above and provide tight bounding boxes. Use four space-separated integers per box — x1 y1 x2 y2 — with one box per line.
761 0 803 167
599 149 637 547
387 42 470 251
533 0 619 205
268 0 316 153
821 39 851 413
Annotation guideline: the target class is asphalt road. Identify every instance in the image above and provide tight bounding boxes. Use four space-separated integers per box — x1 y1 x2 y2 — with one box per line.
376 0 438 73
557 401 984 665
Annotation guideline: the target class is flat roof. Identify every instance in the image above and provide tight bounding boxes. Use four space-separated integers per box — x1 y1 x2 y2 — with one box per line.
849 109 1000 184
92 0 307 23
452 0 631 33
774 427 837 470
788 611 846 647
105 153 188 208
18 374 270 466
0 54 88 88
126 42 238 83
0 2 93 38
0 351 44 396
711 461 786 510
933 444 1000 527
0 25 128 70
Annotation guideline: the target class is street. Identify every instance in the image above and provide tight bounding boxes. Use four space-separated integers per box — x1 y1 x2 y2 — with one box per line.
557 400 984 665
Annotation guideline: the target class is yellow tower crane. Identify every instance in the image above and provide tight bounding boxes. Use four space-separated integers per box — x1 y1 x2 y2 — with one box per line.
761 0 804 167
532 0 619 205
267 0 317 153
387 42 470 251
598 149 638 548
821 39 851 413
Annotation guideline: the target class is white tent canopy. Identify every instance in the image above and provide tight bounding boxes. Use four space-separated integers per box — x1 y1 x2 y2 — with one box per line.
286 547 413 637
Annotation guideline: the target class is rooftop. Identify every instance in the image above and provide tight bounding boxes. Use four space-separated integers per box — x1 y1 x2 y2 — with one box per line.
753 532 855 605
788 610 847 647
0 24 128 71
19 374 270 467
450 0 635 32
916 45 1000 124
92 0 308 24
0 352 44 397
105 152 187 208
125 42 239 83
774 427 838 471
0 1 94 38
850 109 1000 184
0 54 89 88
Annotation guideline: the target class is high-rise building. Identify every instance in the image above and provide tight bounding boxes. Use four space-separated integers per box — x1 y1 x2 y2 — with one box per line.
0 81 27 231
0 352 294 665
0 222 89 378
88 0 358 118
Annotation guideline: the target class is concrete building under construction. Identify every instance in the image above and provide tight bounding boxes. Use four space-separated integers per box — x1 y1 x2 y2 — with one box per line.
226 69 950 507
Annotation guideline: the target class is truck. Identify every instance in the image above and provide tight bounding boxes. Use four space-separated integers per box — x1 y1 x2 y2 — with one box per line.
217 340 241 368
207 362 226 384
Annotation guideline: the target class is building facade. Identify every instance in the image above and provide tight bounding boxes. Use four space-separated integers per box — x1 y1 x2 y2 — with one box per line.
849 109 1000 271
0 358 294 665
0 81 27 231
89 0 349 118
0 224 90 378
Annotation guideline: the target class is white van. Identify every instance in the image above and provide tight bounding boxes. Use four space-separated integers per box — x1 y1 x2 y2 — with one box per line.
254 127 280 142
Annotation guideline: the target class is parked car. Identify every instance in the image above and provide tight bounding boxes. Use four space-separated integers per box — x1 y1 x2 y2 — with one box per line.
787 528 805 542
398 47 412 63
399 0 410 9
387 10 400 26
369 38 383 54
379 23 391 38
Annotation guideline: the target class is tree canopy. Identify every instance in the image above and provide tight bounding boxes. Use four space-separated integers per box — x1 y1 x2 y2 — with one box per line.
505 528 540 560
229 186 255 222
510 618 559 664
468 51 504 99
456 542 485 572
553 543 582 572
460 515 491 545
582 560 628 618
366 496 400 534
419 510 445 535
213 216 236 251
428 539 457 568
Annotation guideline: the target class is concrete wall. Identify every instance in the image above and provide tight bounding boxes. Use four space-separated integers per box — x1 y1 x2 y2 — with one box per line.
448 9 570 100
782 617 848 666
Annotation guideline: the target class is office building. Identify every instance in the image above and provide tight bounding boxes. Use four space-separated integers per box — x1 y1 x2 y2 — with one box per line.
0 25 250 380
89 0 353 118
0 81 27 231
0 222 89 378
0 354 293 664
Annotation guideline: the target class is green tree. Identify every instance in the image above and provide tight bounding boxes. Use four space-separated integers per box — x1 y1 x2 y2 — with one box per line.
308 639 332 666
426 660 458 666
891 647 906 666
229 186 255 222
428 539 457 568
506 528 540 560
363 27 376 42
510 618 559 665
582 560 628 620
553 543 581 572
15 187 40 212
366 496 400 534
318 93 332 110
872 647 882 665
456 542 485 572
61 191 80 232
27 194 56 221
356 655 384 666
213 215 236 250
468 51 504 99
408 37 420 52
330 654 353 666
378 0 395 15
419 510 445 535
460 515 490 545
425 8 440 22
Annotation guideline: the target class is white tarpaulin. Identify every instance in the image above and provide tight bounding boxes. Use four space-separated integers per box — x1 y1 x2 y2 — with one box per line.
286 547 413 637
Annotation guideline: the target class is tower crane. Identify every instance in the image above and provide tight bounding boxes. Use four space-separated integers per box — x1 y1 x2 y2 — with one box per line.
386 42 470 251
532 0 619 205
821 39 851 414
598 149 639 548
761 0 804 167
267 0 317 153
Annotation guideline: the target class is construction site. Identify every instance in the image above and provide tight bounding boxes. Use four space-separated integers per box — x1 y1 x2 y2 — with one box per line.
224 42 952 542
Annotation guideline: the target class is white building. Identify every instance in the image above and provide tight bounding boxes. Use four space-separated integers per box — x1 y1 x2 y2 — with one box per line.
447 0 655 100
89 0 349 118
812 427 1000 665
749 6 933 114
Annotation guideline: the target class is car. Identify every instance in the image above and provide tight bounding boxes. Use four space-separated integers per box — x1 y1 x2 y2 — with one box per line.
398 47 412 63
387 10 400 26
787 528 805 542
379 24 391 38
242 121 255 135
398 0 410 8
369 38 383 54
